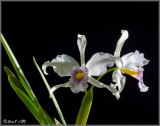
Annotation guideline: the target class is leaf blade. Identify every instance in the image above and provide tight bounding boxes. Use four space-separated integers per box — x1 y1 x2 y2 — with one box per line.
8 74 45 124
75 89 93 125
1 34 55 125
5 67 55 125
0 33 36 101
4 66 28 94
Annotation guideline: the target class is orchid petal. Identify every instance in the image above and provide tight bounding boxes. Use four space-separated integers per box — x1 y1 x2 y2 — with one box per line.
50 82 70 95
86 52 115 76
88 76 120 99
121 50 149 71
42 61 55 75
42 54 79 77
70 81 88 93
111 69 126 93
77 34 87 66
115 58 123 68
133 68 149 92
50 81 88 95
114 30 129 57
88 76 103 88
138 81 149 92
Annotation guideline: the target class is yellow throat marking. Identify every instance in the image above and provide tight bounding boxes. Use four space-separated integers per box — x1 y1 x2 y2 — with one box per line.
75 71 85 80
120 68 137 77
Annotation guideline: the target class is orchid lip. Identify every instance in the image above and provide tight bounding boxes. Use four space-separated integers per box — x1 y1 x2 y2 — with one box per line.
120 68 138 77
120 68 143 81
75 71 85 80
70 66 88 84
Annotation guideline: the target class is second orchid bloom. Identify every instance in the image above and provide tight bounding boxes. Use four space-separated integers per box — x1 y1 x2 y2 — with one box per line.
111 30 149 96
42 30 149 99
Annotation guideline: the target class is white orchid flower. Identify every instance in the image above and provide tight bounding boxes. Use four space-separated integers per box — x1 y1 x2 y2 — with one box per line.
42 34 119 98
110 30 149 96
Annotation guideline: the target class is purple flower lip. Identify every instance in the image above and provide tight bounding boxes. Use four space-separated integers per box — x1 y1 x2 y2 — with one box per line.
70 66 88 84
136 68 144 81
120 68 144 81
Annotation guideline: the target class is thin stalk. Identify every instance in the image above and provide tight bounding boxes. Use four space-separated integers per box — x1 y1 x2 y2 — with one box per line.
89 67 118 94
33 57 66 125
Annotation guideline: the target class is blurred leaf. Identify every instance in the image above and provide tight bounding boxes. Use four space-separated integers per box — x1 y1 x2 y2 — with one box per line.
75 89 93 125
54 118 62 126
33 56 66 125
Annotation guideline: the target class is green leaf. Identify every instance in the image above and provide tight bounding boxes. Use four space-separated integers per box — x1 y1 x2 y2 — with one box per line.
4 66 28 94
1 34 55 125
4 66 56 124
38 106 55 125
8 74 45 124
8 74 55 125
0 33 36 101
33 56 66 125
75 89 93 125
4 66 15 76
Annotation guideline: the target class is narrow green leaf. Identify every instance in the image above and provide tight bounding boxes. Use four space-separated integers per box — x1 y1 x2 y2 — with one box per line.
4 67 55 125
8 74 55 125
8 74 45 125
1 35 55 125
4 66 15 76
33 56 66 125
4 66 28 94
39 106 55 125
76 89 93 125
0 33 36 101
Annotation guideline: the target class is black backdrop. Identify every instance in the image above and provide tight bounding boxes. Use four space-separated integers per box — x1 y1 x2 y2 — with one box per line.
2 1 158 125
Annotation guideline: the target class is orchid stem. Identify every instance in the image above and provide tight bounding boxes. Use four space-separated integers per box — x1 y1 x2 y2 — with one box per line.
33 57 66 125
98 66 118 80
89 67 118 93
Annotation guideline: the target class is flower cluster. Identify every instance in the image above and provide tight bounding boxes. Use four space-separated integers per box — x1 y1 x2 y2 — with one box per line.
42 30 149 99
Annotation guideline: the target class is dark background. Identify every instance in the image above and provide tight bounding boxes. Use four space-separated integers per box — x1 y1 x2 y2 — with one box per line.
2 1 158 125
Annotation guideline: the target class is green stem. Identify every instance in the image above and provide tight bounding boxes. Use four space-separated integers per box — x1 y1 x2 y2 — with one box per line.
33 57 66 125
89 67 118 93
